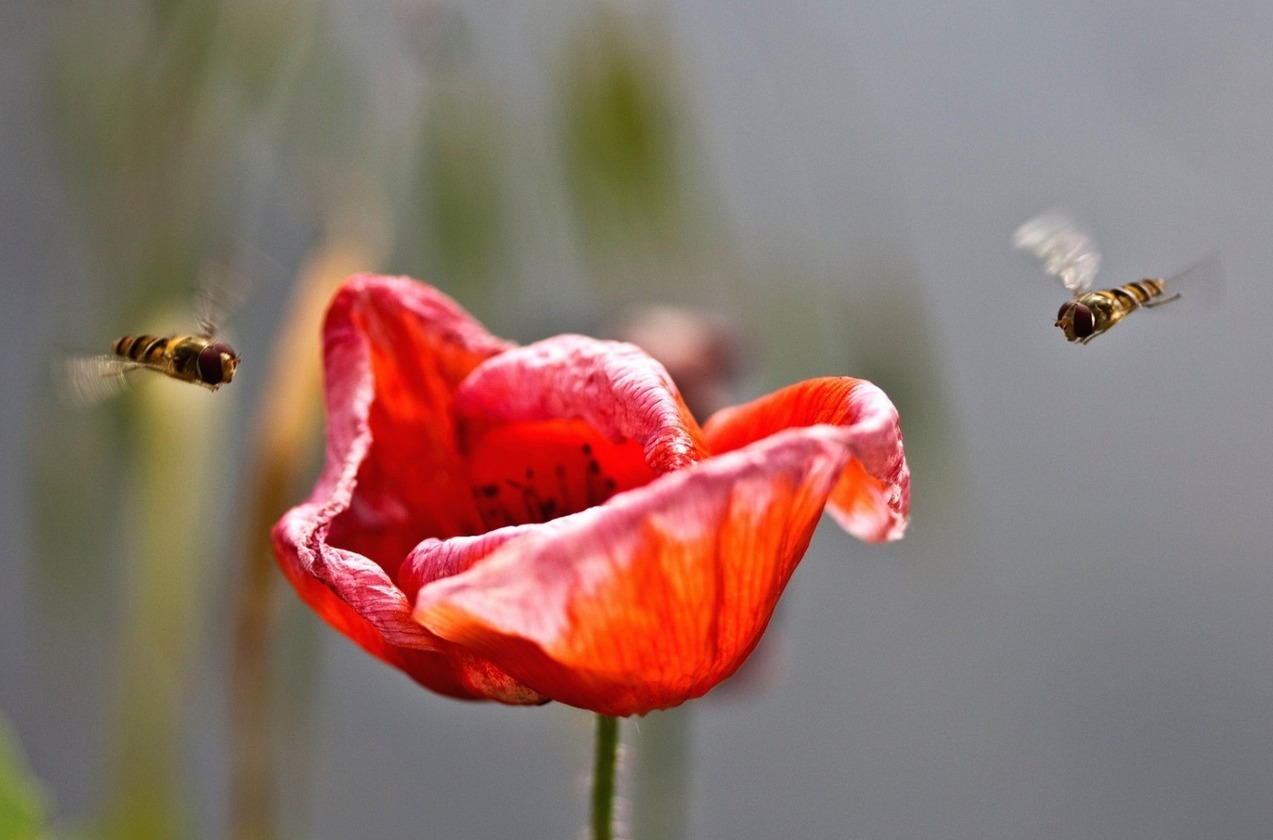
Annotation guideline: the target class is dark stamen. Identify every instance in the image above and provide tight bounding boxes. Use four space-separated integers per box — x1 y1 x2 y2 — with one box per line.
470 440 627 530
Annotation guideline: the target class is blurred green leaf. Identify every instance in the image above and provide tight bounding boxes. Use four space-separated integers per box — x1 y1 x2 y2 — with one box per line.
421 84 506 290
0 715 50 840
221 0 313 104
559 11 687 248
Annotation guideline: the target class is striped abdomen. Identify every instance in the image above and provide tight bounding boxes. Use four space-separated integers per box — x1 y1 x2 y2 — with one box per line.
1100 278 1169 313
112 334 175 369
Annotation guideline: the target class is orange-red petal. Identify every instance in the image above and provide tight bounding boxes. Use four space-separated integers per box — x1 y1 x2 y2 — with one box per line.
411 426 863 716
702 377 909 542
272 275 520 699
454 335 709 473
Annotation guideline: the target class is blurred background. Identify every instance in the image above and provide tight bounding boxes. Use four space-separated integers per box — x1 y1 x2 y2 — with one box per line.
3 0 1272 837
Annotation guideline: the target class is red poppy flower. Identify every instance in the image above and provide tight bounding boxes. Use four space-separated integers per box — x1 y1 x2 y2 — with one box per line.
273 275 910 716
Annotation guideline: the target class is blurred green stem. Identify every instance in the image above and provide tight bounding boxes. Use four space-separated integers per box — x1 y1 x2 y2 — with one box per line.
99 372 226 840
229 485 281 840
591 715 619 840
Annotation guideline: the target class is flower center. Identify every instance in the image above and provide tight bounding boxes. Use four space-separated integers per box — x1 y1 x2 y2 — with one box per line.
462 418 656 531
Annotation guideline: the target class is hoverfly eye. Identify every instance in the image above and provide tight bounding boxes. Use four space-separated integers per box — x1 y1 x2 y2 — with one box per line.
1071 304 1095 338
1057 300 1076 322
197 342 234 385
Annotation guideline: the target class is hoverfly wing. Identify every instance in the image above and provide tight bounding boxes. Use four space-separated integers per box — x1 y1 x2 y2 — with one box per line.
1013 212 1102 294
57 354 145 406
1163 250 1224 308
194 260 251 337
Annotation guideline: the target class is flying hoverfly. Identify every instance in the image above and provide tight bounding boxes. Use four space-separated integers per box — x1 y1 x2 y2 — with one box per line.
61 266 244 404
1013 212 1186 344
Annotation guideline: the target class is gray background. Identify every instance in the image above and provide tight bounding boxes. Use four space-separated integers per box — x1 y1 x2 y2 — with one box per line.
3 0 1272 838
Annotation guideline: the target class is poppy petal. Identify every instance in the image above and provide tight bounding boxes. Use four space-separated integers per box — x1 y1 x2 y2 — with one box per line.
411 425 861 716
702 377 909 542
454 335 709 474
321 274 512 571
272 275 518 699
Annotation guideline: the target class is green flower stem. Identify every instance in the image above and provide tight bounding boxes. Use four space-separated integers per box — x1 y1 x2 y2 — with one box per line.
591 714 620 840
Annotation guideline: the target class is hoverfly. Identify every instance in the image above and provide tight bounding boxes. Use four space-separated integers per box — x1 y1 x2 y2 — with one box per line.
61 266 244 404
1013 212 1184 344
